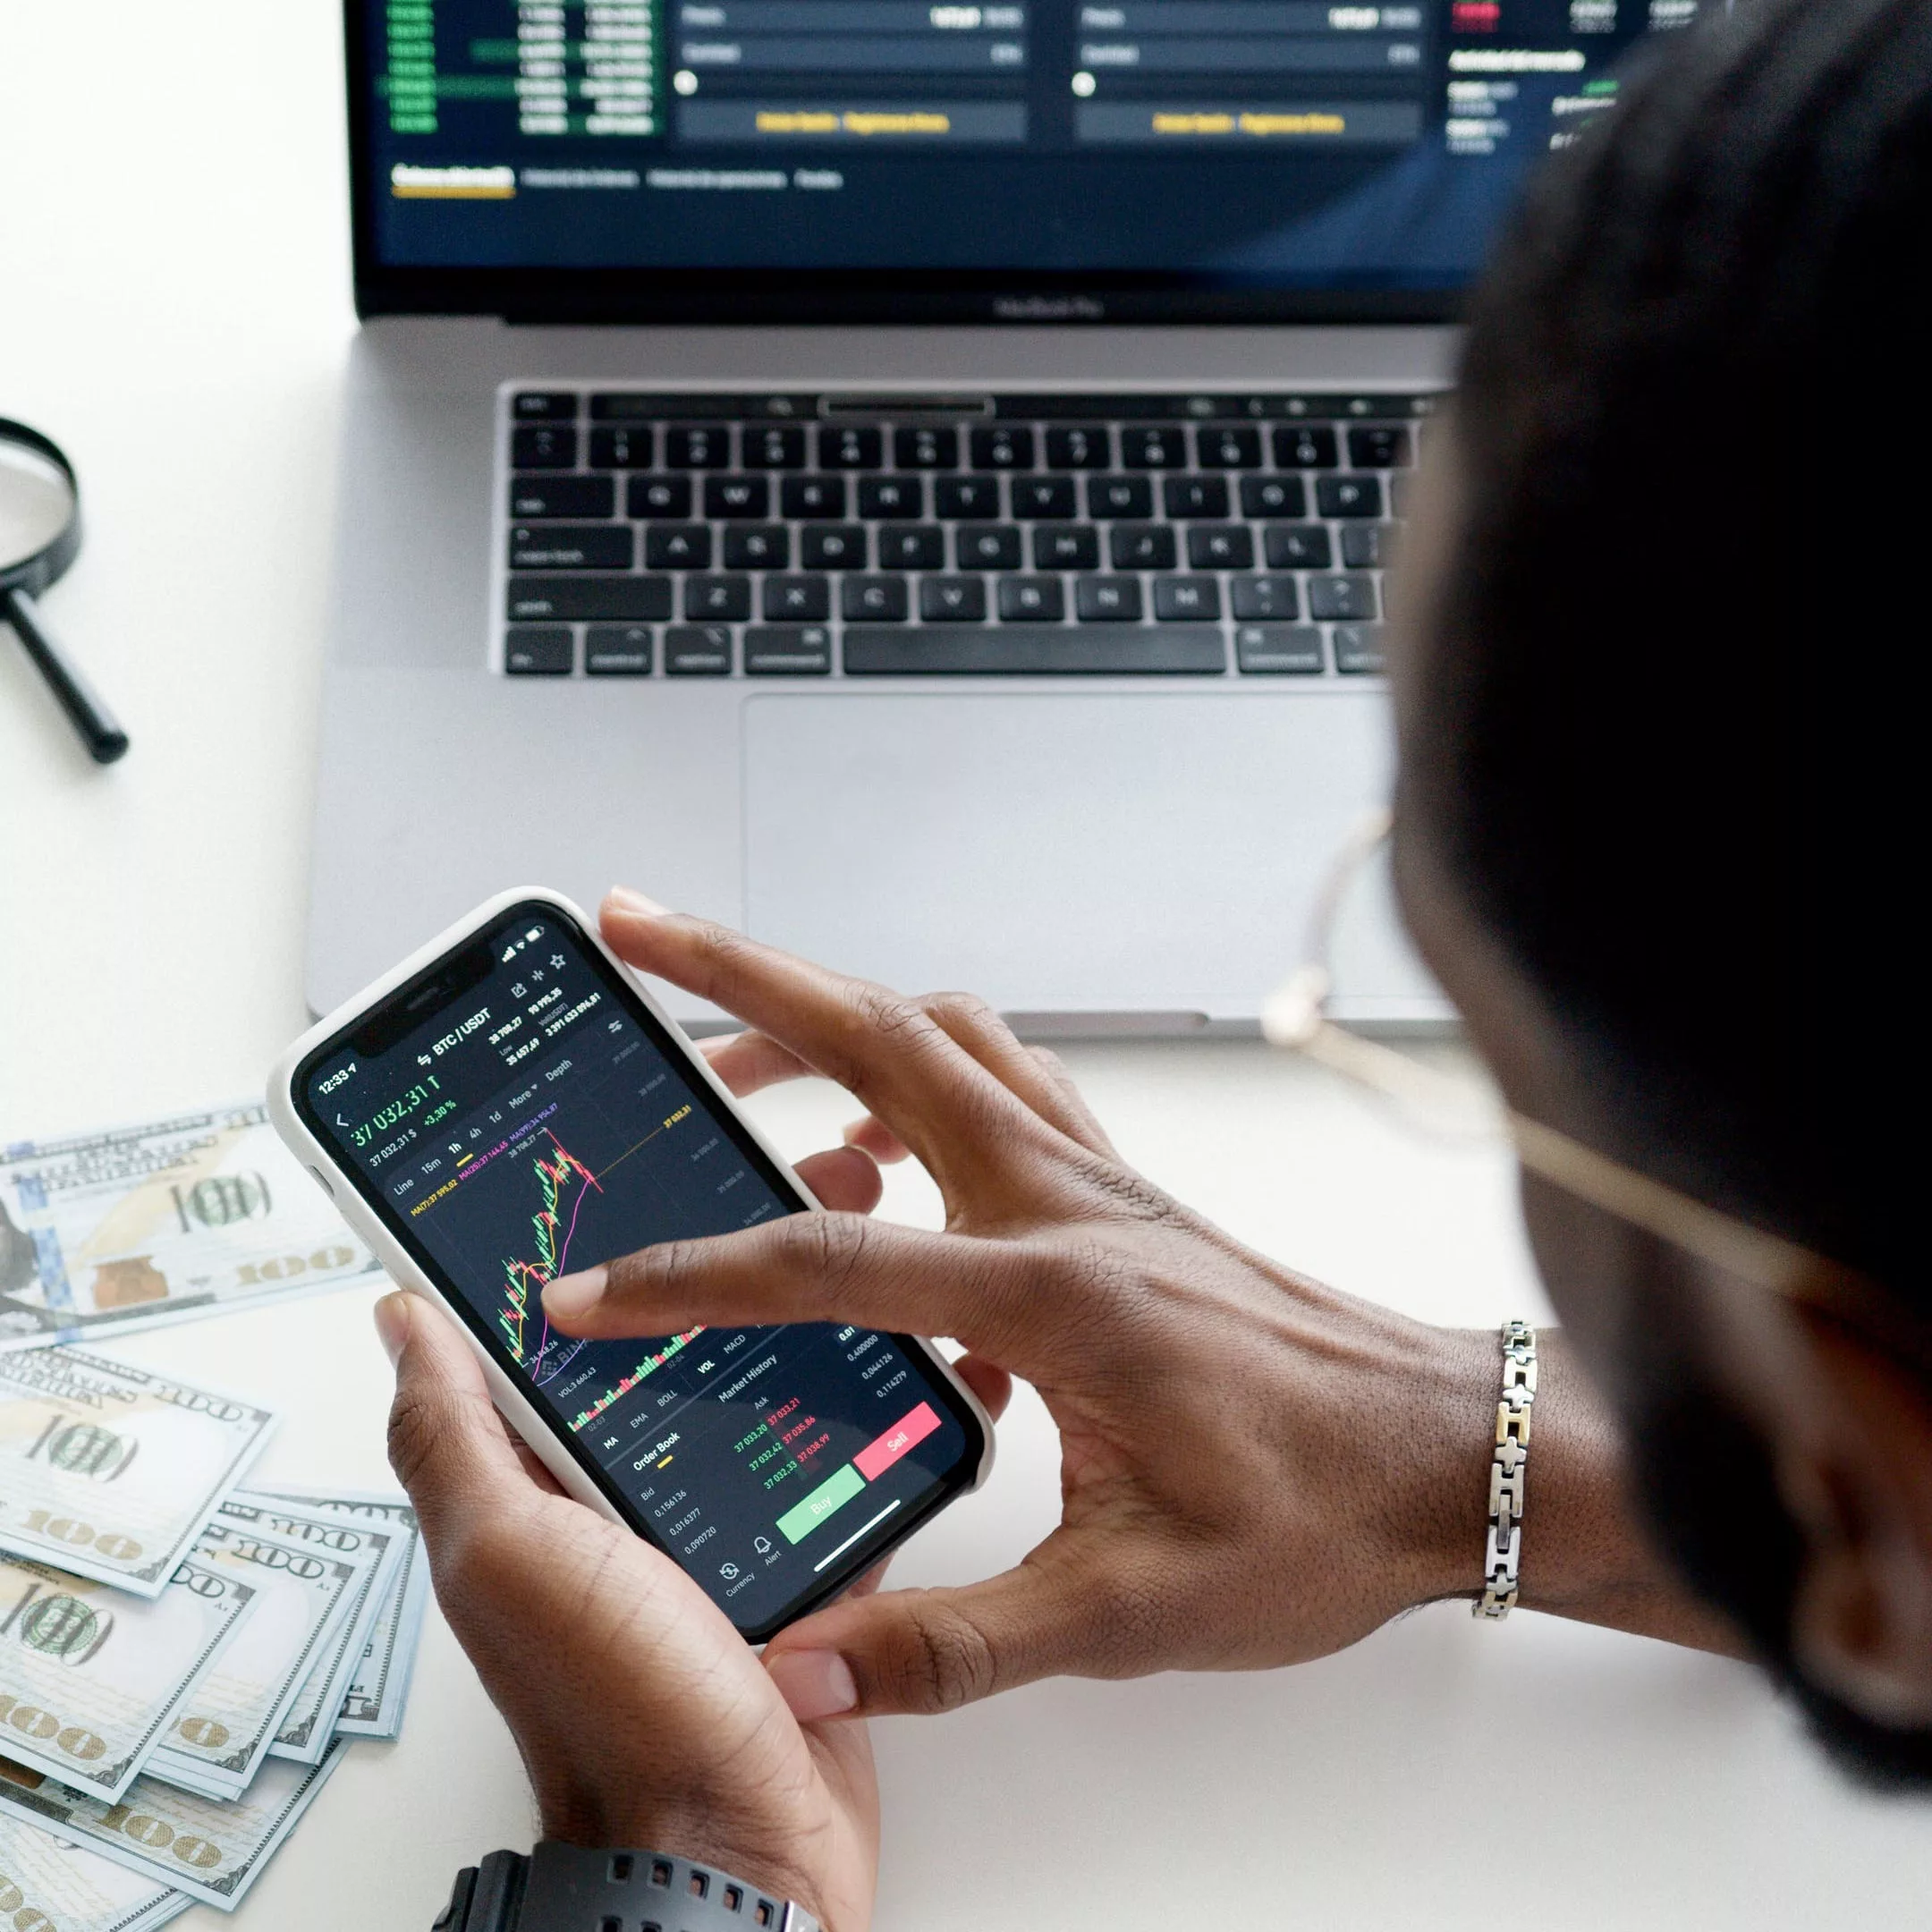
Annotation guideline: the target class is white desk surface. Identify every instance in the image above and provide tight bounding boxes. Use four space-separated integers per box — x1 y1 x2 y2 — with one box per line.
3 5 1928 1923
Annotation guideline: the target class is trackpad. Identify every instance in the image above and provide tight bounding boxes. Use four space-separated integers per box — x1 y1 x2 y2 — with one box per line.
742 692 1439 1024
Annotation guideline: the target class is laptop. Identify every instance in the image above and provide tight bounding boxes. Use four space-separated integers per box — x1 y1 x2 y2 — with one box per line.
309 0 1694 1032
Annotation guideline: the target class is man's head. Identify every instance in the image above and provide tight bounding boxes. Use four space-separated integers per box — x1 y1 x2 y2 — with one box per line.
1388 0 1932 1779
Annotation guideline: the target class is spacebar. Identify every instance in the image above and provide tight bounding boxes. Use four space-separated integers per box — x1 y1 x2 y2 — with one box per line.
843 626 1227 675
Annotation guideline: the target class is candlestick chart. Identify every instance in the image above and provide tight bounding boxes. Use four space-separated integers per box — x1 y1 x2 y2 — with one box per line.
498 1131 599 1385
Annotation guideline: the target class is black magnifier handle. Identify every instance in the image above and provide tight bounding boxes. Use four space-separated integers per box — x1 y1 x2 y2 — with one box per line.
1 586 129 764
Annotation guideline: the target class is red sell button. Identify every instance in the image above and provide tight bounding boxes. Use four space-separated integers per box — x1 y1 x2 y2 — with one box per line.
854 1402 941 1481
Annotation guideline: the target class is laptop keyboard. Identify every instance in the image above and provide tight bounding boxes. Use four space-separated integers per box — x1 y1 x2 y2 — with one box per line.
499 391 1438 680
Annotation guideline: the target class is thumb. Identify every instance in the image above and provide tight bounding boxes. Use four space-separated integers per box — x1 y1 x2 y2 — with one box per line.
763 1540 1114 1720
377 1291 546 1546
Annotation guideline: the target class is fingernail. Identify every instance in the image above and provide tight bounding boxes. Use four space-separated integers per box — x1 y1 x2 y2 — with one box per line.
373 1292 412 1367
542 1266 607 1320
606 886 670 916
767 1649 858 1722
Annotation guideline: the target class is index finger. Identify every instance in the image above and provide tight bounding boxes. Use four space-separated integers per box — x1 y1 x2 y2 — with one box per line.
545 1209 1076 1378
601 894 1039 1179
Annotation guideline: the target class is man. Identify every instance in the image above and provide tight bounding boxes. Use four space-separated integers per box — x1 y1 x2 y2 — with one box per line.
379 1 1932 1923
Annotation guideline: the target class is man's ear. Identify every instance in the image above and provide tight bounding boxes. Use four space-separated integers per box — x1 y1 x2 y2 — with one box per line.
1782 1312 1932 1727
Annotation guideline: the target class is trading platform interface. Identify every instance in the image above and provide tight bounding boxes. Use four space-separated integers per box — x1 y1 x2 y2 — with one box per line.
362 0 1731 282
300 906 979 1632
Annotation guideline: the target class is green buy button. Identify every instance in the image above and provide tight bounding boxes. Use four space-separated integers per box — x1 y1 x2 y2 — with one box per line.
775 1462 865 1545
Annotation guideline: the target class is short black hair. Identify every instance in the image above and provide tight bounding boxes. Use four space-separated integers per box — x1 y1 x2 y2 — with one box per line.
1418 0 1932 1302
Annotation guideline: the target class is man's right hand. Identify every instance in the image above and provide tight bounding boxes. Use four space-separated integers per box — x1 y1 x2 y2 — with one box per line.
539 893 1523 1723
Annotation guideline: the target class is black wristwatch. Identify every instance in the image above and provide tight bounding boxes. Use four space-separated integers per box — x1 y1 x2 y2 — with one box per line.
433 1843 823 1932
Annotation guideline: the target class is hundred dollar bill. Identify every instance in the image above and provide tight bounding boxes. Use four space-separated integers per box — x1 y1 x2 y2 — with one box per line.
0 1554 257 1805
0 1741 349 1912
253 1489 428 1738
142 1521 365 1802
0 1812 189 1932
0 1351 277 1597
216 1496 393 1763
0 1104 381 1352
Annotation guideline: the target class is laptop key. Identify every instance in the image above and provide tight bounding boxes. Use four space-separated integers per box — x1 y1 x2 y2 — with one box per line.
511 475 614 520
513 393 577 421
801 523 867 567
1153 576 1221 622
1341 523 1391 569
508 575 671 622
919 576 988 622
645 525 711 568
843 626 1225 675
1189 525 1252 569
843 575 908 621
784 475 848 518
1230 575 1301 621
1241 475 1308 519
585 624 654 675
1121 427 1185 469
1089 476 1153 519
878 525 945 569
1075 576 1144 622
704 476 770 519
724 525 789 569
895 426 959 470
1035 525 1099 569
998 576 1065 621
665 426 730 468
589 427 652 469
685 574 752 620
511 425 577 469
1263 524 1332 569
958 526 1022 570
1347 425 1412 469
818 425 883 469
1045 426 1110 470
843 575 909 621
1316 475 1383 518
743 425 807 469
763 575 831 621
745 626 832 674
1012 477 1077 519
504 625 574 674
1235 624 1326 674
511 524 633 570
628 475 693 518
859 476 924 518
1196 426 1262 469
1333 623 1388 674
665 624 733 674
1110 525 1175 570
935 476 1002 520
970 427 1036 470
1163 476 1229 519
1274 426 1339 469
1308 573 1378 621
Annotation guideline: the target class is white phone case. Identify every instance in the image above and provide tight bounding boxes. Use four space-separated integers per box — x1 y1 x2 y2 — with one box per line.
267 886 995 1588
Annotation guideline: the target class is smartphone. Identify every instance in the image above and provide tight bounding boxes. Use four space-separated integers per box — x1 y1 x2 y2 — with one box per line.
270 889 992 1641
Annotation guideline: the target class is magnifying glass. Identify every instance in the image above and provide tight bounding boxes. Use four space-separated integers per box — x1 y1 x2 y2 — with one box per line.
0 418 129 764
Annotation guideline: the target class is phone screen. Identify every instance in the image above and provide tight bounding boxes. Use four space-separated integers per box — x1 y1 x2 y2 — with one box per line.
292 901 985 1639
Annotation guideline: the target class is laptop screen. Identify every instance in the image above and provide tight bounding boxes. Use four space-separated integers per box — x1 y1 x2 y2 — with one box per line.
350 0 1720 319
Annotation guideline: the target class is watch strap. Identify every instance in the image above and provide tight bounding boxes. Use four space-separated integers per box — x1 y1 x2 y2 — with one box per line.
435 1842 821 1932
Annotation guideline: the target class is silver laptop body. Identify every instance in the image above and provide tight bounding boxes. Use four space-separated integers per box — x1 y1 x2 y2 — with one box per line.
309 3 1672 1030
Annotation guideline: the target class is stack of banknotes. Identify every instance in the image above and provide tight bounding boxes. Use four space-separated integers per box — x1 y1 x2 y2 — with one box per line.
0 1336 428 1921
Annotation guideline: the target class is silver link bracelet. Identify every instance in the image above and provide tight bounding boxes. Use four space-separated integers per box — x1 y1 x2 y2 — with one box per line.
1476 1318 1538 1619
